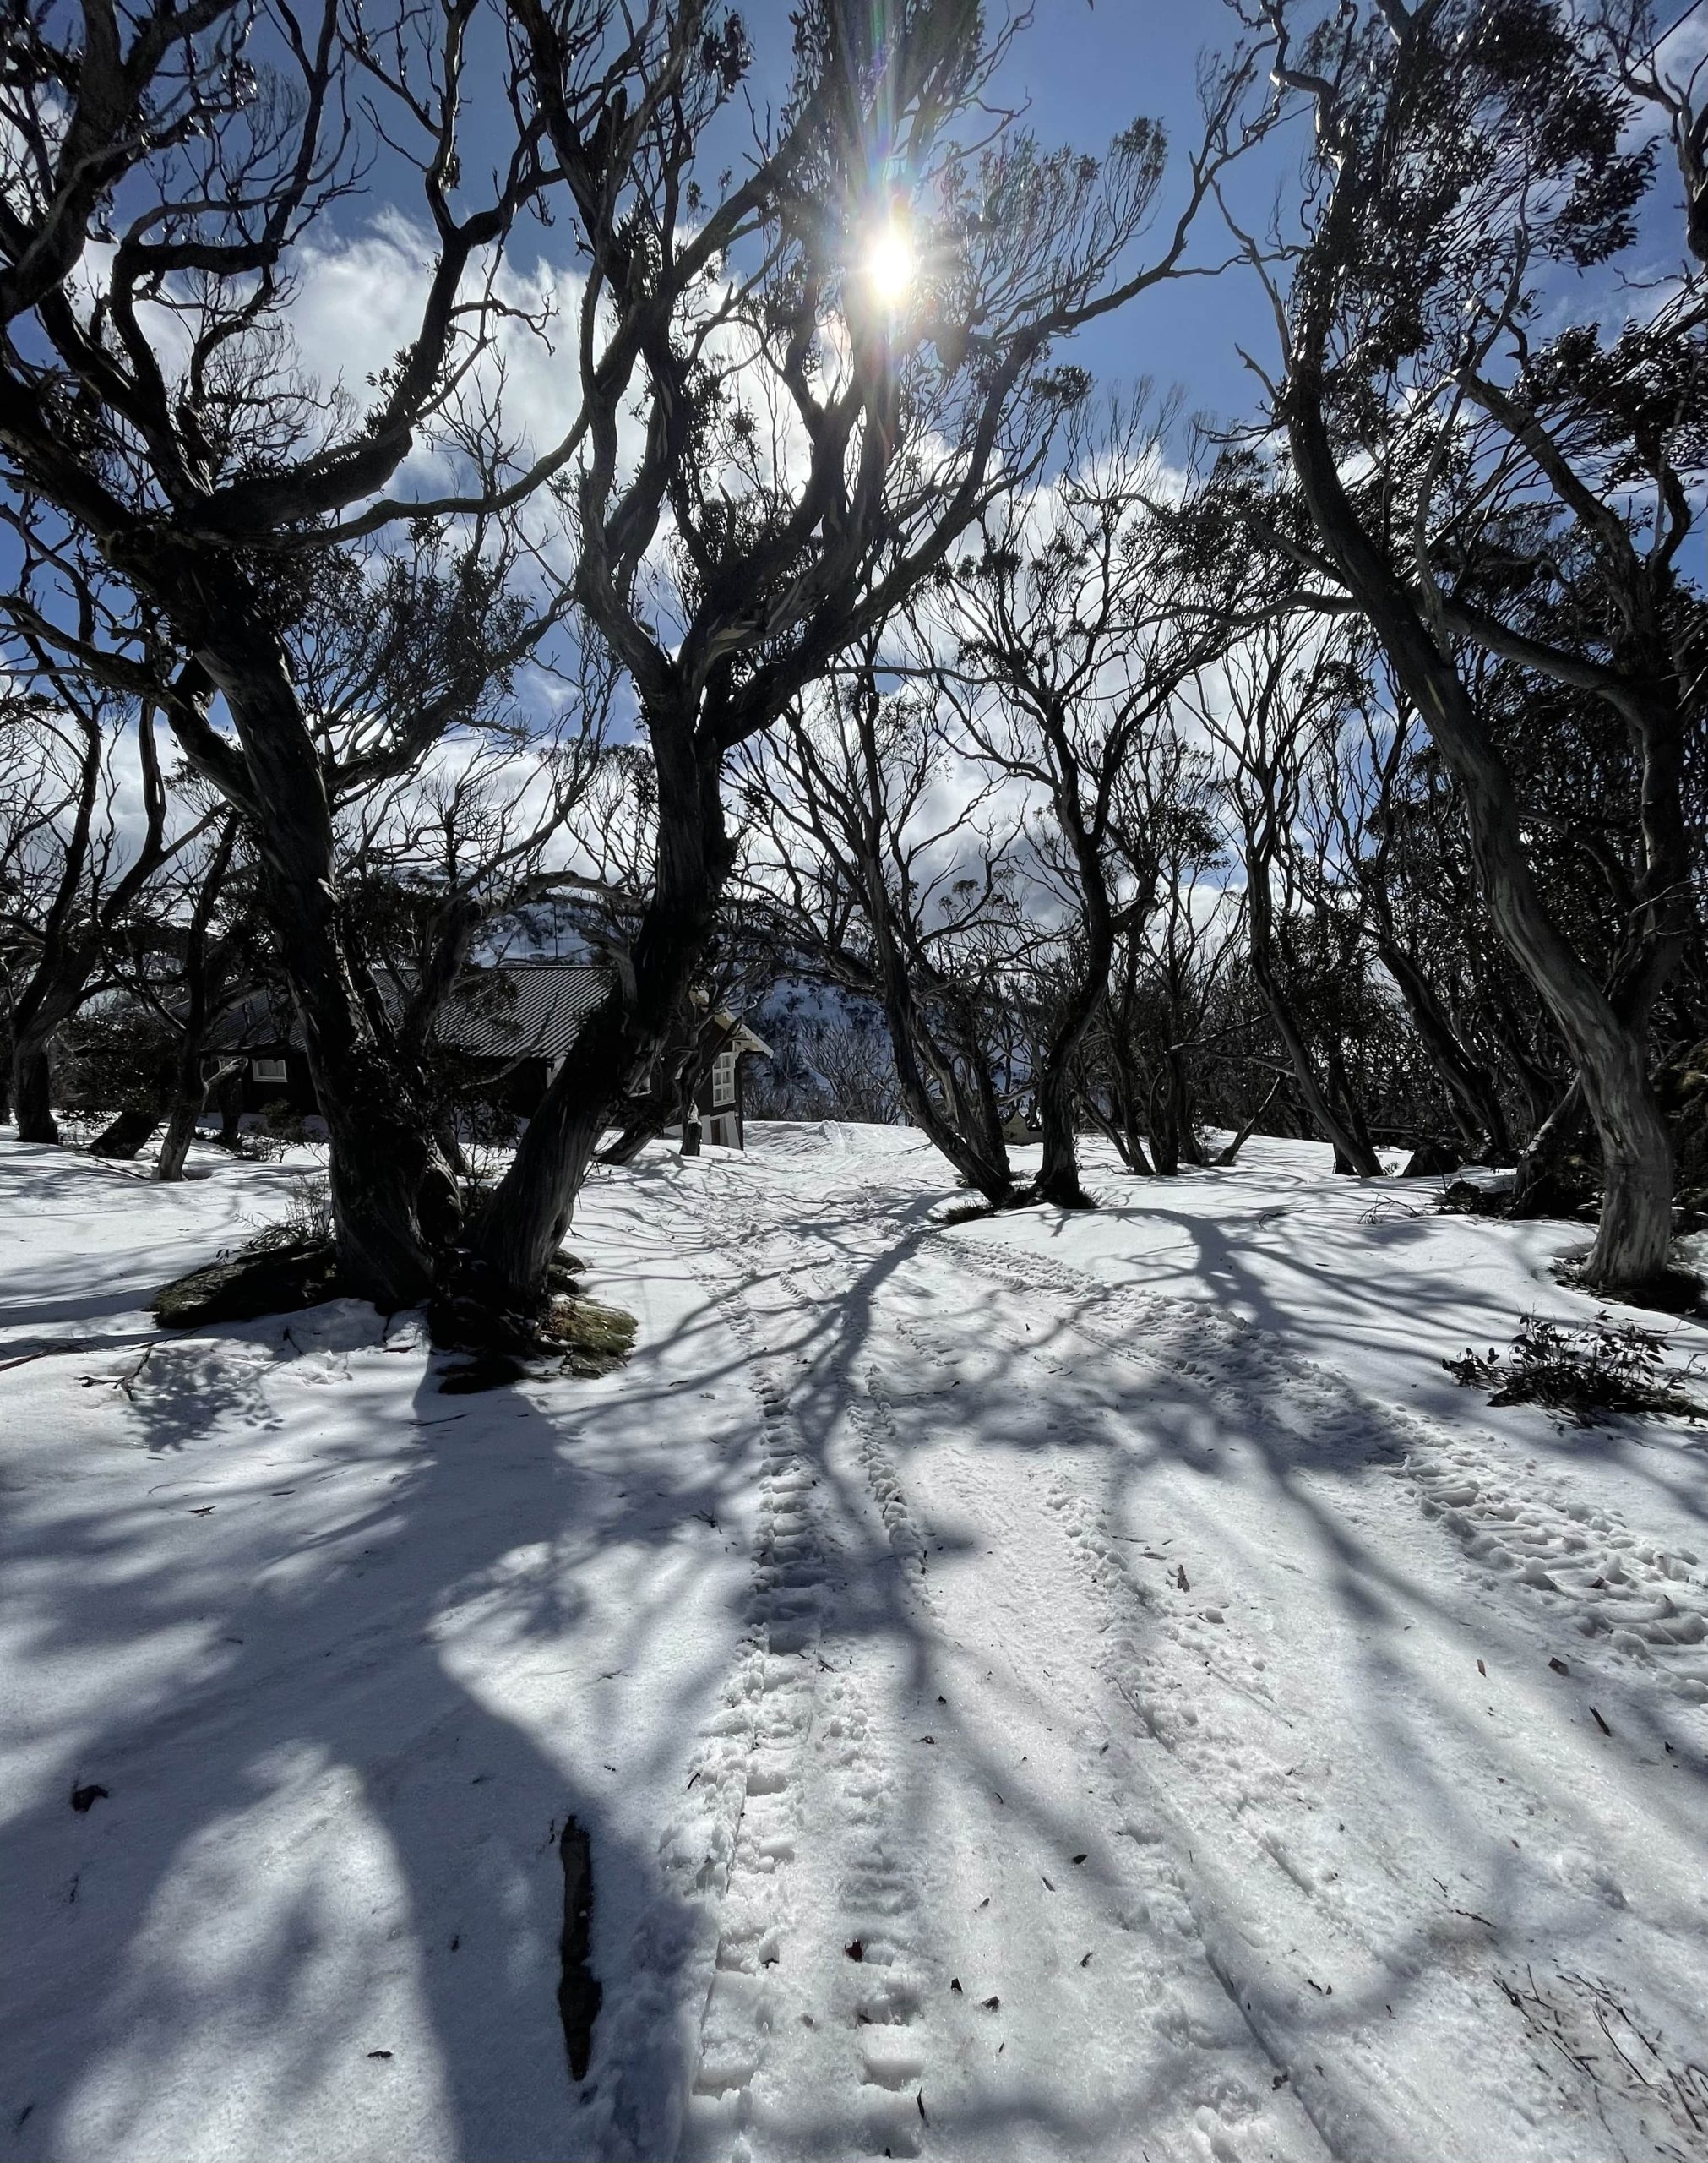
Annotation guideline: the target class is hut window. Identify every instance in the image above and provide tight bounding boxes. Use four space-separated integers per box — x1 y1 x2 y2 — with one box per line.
252 1056 288 1084
711 1050 737 1107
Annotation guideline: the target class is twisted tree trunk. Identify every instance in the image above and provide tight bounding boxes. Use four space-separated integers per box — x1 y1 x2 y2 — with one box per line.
155 825 241 1185
10 1027 58 1143
598 998 720 1166
1251 951 1381 1177
1034 1013 1098 1206
470 706 734 1305
873 960 1015 1207
1096 956 1157 1175
1244 838 1382 1178
170 568 455 1306
11 966 99 1145
90 1100 166 1159
1033 831 1114 1209
1285 379 1673 1285
1377 936 1515 1161
1149 1041 1204 1175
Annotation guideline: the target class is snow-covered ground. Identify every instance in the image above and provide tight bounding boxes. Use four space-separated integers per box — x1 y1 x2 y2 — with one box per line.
3 1125 1706 2163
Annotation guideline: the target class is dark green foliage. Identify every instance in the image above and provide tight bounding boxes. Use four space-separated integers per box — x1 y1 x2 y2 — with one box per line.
1445 1310 1703 1424
57 999 175 1122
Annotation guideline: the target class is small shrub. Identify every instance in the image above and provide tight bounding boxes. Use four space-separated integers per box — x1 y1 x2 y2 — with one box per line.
454 1140 509 1225
1360 1194 1428 1225
279 1169 335 1245
1445 1310 1703 1426
216 1127 288 1163
1437 1177 1516 1218
258 1098 310 1146
241 1168 334 1250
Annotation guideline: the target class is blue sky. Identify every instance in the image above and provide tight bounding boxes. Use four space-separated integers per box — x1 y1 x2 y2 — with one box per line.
982 0 1290 428
969 0 1701 438
405 3 1290 443
724 0 1293 433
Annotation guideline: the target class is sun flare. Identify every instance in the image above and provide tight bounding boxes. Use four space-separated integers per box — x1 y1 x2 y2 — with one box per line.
866 220 917 308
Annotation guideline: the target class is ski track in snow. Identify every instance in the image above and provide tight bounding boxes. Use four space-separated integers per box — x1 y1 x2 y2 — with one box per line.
634 1138 1708 2163
922 1223 1708 2163
941 1230 1708 1706
590 1170 938 2163
657 1159 1335 2163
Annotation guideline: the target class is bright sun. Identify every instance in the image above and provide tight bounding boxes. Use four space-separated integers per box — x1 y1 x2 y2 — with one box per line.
865 220 917 308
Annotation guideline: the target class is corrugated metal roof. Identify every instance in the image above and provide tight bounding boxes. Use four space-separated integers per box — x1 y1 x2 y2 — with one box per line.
438 963 612 1060
207 963 612 1063
205 989 299 1051
205 963 773 1075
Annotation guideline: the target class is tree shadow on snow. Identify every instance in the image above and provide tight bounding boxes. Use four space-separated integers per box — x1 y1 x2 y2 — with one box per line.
0 1278 770 2163
8 1131 1708 2163
652 1141 1708 2159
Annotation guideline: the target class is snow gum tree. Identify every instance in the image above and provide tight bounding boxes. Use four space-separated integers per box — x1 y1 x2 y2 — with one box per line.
743 659 1024 1207
1242 0 1705 1289
455 0 1265 1315
0 0 1265 1328
1085 729 1230 1179
0 0 563 1305
1188 618 1385 1177
0 569 191 1141
934 408 1235 1206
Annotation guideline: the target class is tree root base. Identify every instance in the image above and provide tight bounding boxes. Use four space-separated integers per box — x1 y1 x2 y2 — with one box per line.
429 1255 637 1389
1555 1256 1705 1317
935 1185 1077 1226
154 1234 642 1388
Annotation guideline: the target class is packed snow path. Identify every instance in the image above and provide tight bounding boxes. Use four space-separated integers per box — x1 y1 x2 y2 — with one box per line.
3 1127 1707 2163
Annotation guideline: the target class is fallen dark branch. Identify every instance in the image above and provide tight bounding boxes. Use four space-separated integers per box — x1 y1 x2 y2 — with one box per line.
557 1817 602 2083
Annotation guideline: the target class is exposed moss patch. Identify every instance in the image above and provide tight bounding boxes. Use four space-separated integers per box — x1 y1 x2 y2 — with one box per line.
546 1292 638 1376
428 1243 637 1379
154 1235 346 1329
431 1255 639 1390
